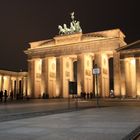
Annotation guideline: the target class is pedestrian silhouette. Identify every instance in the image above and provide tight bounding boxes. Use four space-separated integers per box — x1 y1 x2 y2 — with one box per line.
83 92 86 99
87 92 90 99
4 90 8 103
90 92 93 99
0 90 3 102
10 91 14 101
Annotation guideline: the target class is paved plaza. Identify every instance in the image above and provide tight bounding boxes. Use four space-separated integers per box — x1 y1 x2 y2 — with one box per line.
0 99 140 140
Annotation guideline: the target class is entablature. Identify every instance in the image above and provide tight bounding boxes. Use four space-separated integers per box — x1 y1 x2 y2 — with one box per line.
26 38 124 59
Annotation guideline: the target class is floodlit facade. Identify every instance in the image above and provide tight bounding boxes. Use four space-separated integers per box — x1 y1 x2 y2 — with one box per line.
0 31 138 99
1 12 140 99
25 29 138 98
0 70 28 97
117 40 140 98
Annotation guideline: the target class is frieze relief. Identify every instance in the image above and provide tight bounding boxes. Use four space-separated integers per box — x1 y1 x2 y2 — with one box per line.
103 68 108 74
36 73 41 79
65 71 70 77
49 72 56 78
85 69 91 76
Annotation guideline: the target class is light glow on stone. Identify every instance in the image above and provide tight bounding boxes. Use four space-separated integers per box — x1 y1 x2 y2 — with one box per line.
130 58 135 65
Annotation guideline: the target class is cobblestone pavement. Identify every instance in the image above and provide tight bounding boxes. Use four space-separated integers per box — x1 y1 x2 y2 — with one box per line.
0 99 140 140
0 98 140 122
0 105 140 140
0 99 95 122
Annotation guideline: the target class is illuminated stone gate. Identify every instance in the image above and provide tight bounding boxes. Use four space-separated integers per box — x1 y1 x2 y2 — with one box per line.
25 29 128 98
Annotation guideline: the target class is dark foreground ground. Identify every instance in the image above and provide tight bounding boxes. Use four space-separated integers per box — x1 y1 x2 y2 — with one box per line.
0 98 140 140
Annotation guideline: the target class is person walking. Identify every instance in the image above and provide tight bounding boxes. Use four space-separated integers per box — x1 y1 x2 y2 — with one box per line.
0 91 3 102
4 90 8 103
10 91 14 101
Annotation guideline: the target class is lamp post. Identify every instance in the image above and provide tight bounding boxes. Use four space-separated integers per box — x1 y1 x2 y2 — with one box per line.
93 64 100 107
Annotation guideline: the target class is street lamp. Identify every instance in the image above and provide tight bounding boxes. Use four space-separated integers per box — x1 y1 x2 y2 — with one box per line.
93 64 100 107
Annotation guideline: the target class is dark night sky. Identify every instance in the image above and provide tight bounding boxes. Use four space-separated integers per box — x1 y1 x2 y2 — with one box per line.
0 0 139 71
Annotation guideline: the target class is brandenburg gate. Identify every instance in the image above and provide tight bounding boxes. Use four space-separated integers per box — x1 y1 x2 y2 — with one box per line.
25 27 127 98
25 12 139 98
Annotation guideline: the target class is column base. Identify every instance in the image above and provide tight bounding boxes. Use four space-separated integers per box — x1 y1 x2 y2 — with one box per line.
121 95 126 99
136 95 140 99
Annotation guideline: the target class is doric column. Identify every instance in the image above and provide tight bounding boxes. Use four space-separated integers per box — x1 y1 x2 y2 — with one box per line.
130 58 136 97
10 78 14 93
9 77 13 92
85 54 93 94
77 53 93 95
94 53 102 96
3 76 10 93
25 77 28 96
23 77 27 96
42 57 56 98
94 53 110 97
21 77 24 94
60 56 67 97
102 53 110 97
16 77 19 95
125 58 137 97
113 52 121 97
77 54 84 95
56 57 61 97
120 59 126 97
125 59 131 97
41 58 48 95
136 58 140 97
0 76 4 91
13 79 17 97
28 58 42 98
59 56 74 97
28 59 35 98
8 76 12 93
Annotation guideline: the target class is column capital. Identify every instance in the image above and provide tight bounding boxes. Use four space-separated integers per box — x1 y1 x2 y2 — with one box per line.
28 58 42 62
